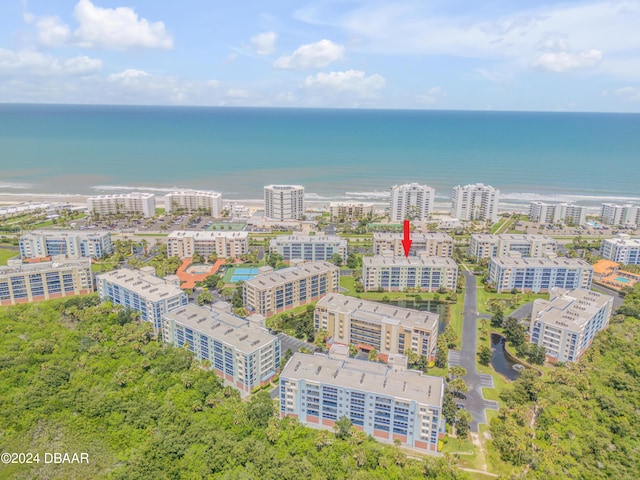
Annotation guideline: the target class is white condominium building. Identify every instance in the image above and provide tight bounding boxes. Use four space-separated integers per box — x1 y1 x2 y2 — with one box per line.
529 288 613 363
601 234 640 265
529 202 587 226
164 190 223 216
163 302 280 395
389 183 435 222
315 293 439 359
19 230 112 260
96 266 188 332
488 256 593 293
600 203 639 227
270 235 348 263
87 192 156 218
0 258 94 306
280 350 445 453
167 231 248 259
468 234 557 261
451 183 499 223
362 255 458 292
243 261 340 316
264 185 305 220
373 232 454 257
329 202 375 221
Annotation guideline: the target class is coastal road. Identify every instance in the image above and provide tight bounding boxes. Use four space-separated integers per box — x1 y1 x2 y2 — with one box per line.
448 271 499 432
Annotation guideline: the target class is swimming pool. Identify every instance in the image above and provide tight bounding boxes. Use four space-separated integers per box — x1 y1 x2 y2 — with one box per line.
615 276 631 283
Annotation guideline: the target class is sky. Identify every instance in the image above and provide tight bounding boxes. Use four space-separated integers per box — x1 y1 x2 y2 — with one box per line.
1 0 640 111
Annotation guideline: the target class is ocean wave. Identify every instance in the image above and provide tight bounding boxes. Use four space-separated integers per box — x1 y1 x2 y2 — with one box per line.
92 185 182 193
344 191 390 200
500 192 640 204
0 182 33 189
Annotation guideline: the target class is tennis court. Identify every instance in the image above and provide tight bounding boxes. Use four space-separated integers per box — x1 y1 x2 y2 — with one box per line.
230 267 259 283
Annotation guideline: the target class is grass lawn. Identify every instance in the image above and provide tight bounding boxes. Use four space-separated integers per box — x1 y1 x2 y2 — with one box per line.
135 233 169 237
0 248 18 265
475 278 548 315
489 217 508 234
339 275 456 303
448 295 465 348
265 303 312 331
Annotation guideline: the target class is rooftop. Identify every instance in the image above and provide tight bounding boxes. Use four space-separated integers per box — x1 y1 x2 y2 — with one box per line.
0 258 92 276
282 352 443 405
317 293 438 332
165 190 221 197
245 261 338 290
271 234 345 244
471 233 555 242
604 235 640 247
97 268 184 302
592 259 620 275
23 230 110 240
363 256 458 268
168 230 248 239
490 257 592 268
373 232 453 242
88 192 154 199
165 304 277 354
532 288 614 333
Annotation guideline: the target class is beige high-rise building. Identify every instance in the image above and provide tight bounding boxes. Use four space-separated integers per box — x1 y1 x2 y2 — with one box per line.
164 190 223 216
243 261 339 316
329 202 375 221
87 192 156 218
373 232 453 257
264 185 305 220
362 255 458 292
468 234 557 261
167 231 249 258
451 183 499 222
315 293 439 359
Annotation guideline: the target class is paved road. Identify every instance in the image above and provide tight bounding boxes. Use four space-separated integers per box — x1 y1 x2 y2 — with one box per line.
276 332 316 356
449 271 499 432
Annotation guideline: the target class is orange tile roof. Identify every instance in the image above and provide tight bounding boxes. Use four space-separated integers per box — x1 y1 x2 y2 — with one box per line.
592 259 619 274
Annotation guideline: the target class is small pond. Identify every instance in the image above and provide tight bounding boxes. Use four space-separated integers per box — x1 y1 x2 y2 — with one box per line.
490 333 523 381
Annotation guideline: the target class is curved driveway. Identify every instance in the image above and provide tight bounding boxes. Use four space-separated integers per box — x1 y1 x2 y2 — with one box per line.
448 271 499 432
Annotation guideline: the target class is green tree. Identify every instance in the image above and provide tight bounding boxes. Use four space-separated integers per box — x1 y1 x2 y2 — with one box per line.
448 366 467 380
368 349 378 362
478 345 492 366
435 338 448 369
456 409 472 439
280 348 294 369
334 416 352 439
245 390 275 428
329 253 343 266
448 378 468 398
197 290 214 305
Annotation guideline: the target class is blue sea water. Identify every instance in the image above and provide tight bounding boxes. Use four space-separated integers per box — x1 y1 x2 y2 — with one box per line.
0 104 639 210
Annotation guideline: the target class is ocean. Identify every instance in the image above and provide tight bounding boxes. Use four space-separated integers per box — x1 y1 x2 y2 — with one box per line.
1 104 639 211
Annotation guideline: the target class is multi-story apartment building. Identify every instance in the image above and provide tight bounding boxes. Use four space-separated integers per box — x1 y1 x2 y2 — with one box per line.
167 231 248 258
164 190 223 216
243 261 340 316
451 183 499 223
329 202 375 221
163 302 280 395
19 230 113 259
96 267 188 332
0 258 94 306
87 192 156 218
488 256 593 293
601 234 640 264
280 348 445 453
362 255 458 292
529 288 613 363
600 203 639 227
529 202 587 226
264 185 305 220
373 232 454 257
270 235 348 263
315 293 439 359
389 183 435 222
468 234 557 261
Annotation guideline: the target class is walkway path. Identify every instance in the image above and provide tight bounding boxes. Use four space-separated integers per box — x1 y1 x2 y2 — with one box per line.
448 271 499 432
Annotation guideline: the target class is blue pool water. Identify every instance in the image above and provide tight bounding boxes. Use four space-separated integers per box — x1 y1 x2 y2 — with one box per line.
230 268 259 283
615 276 631 283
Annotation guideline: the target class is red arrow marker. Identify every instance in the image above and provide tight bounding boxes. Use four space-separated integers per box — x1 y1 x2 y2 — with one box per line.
402 220 412 258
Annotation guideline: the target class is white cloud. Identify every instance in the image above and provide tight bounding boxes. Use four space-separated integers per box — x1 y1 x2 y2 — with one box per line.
415 87 445 104
108 69 149 82
302 69 385 97
0 49 102 76
615 86 640 101
226 88 249 99
274 39 345 70
533 49 602 72
28 0 172 50
251 32 277 55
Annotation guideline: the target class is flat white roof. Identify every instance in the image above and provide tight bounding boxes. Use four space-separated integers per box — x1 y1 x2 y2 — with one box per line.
97 268 184 302
317 293 438 332
168 230 248 239
471 233 555 242
363 256 457 268
282 352 443 406
0 258 91 275
533 288 613 333
373 232 453 242
490 257 592 268
165 304 277 354
271 234 345 244
245 261 338 290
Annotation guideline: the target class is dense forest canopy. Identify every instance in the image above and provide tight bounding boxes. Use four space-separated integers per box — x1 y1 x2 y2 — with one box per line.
0 296 466 479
